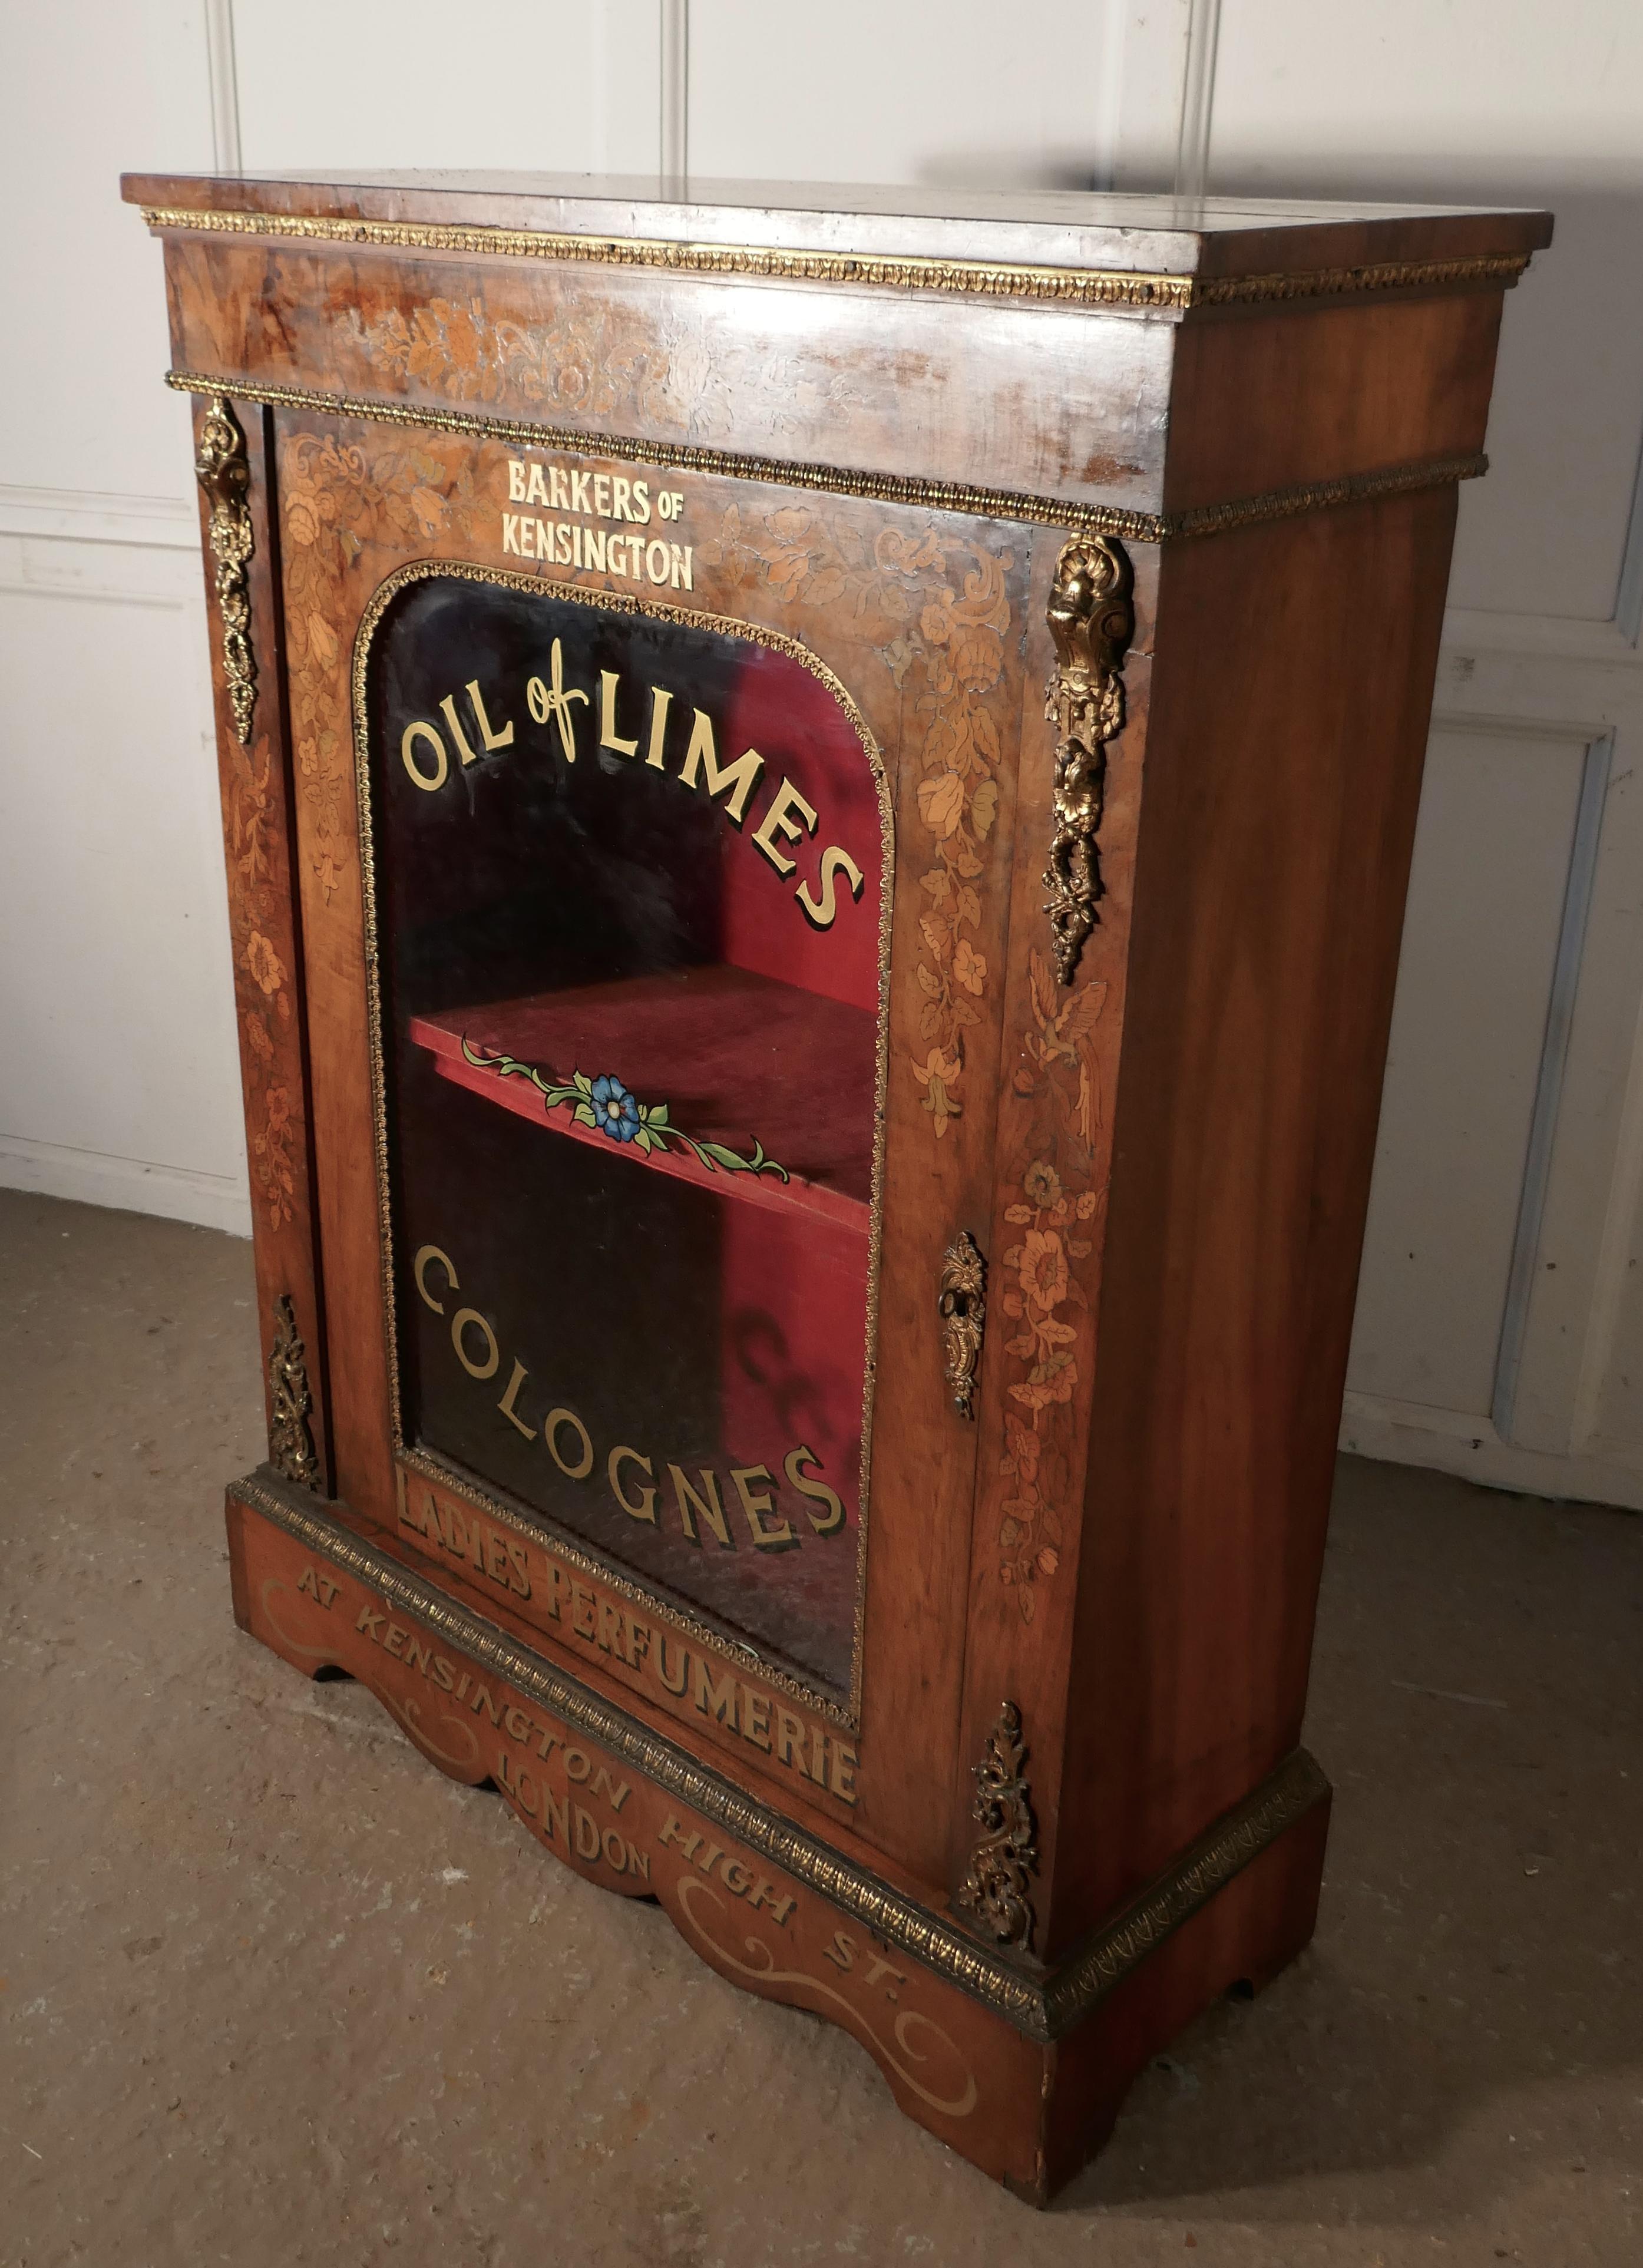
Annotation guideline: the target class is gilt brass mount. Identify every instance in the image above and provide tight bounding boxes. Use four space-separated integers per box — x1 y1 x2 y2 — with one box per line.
267 1293 320 1490
194 392 257 745
957 1701 1039 1952
1042 536 1133 986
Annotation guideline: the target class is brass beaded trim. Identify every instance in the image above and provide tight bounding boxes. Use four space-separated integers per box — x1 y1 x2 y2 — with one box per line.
237 1469 1329 2040
166 369 1484 545
141 204 1529 313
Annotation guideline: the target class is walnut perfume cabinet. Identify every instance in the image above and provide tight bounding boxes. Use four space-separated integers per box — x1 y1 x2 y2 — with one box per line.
124 170 1549 2202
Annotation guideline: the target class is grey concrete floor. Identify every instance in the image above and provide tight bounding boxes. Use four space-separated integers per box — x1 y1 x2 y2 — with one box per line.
1 1187 1639 2267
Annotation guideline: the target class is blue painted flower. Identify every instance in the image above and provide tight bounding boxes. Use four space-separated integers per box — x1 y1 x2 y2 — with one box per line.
589 1074 640 1143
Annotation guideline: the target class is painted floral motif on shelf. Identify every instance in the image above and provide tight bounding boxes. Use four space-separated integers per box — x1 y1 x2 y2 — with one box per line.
697 503 1014 1138
996 948 1111 1620
279 428 478 902
460 1039 790 1182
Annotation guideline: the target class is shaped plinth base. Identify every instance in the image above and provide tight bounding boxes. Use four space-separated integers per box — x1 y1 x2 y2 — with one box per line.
226 1472 1329 2203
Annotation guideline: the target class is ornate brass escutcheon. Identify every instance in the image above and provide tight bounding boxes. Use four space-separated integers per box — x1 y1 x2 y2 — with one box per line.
938 1229 986 1419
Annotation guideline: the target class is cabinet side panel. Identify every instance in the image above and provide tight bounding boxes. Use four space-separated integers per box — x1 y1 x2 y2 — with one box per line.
1051 490 1457 1947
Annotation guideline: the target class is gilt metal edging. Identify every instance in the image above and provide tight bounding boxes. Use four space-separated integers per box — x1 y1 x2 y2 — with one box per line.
234 1473 1329 2040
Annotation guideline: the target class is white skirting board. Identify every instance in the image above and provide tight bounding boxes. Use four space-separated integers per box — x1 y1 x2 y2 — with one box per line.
1341 1390 1643 1516
0 1134 252 1239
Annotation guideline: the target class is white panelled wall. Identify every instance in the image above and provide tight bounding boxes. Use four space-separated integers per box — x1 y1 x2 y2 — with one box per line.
4 2 1641 1507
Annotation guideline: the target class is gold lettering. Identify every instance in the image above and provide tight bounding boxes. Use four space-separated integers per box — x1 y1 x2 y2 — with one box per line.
550 465 570 510
564 1748 591 1784
497 1358 537 1440
355 1605 385 1639
413 1244 457 1313
545 1407 594 1480
690 1655 738 1727
584 527 607 573
570 470 592 514
658 1816 702 1862
730 1464 795 1553
645 537 670 584
401 721 447 792
747 1880 797 1927
599 672 640 759
610 476 632 520
797 846 866 931
742 1690 772 1753
644 685 673 769
544 1783 571 1845
669 1463 733 1550
823 1930 857 1972
527 462 549 505
438 692 480 769
384 1622 407 1658
657 1635 689 1694
504 1705 532 1742
679 711 764 825
465 678 514 752
596 1598 623 1655
785 1444 847 1535
405 1635 431 1674
593 474 612 517
721 1859 752 1895
501 511 521 554
504 1538 531 1599
570 1582 596 1642
601 1826 626 1869
556 521 572 565
431 1654 456 1692
751 778 819 878
669 541 693 591
592 1767 630 1813
468 1682 503 1727
451 1307 500 1381
525 638 589 764
628 1847 652 1882
774 1708 806 1768
830 1743 859 1802
608 1445 657 1523
297 1565 320 1600
508 461 527 501
632 480 652 524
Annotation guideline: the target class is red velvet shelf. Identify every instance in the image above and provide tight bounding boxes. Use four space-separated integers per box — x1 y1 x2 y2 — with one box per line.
409 964 875 1235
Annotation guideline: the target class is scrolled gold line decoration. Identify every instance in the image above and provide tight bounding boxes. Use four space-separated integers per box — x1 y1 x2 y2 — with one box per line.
236 1474 1328 2039
163 370 1487 545
673 1877 980 2118
193 391 257 742
1042 535 1133 987
140 205 1530 312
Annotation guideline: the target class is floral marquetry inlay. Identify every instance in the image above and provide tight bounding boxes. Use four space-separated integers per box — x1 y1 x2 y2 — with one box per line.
696 503 1016 1139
